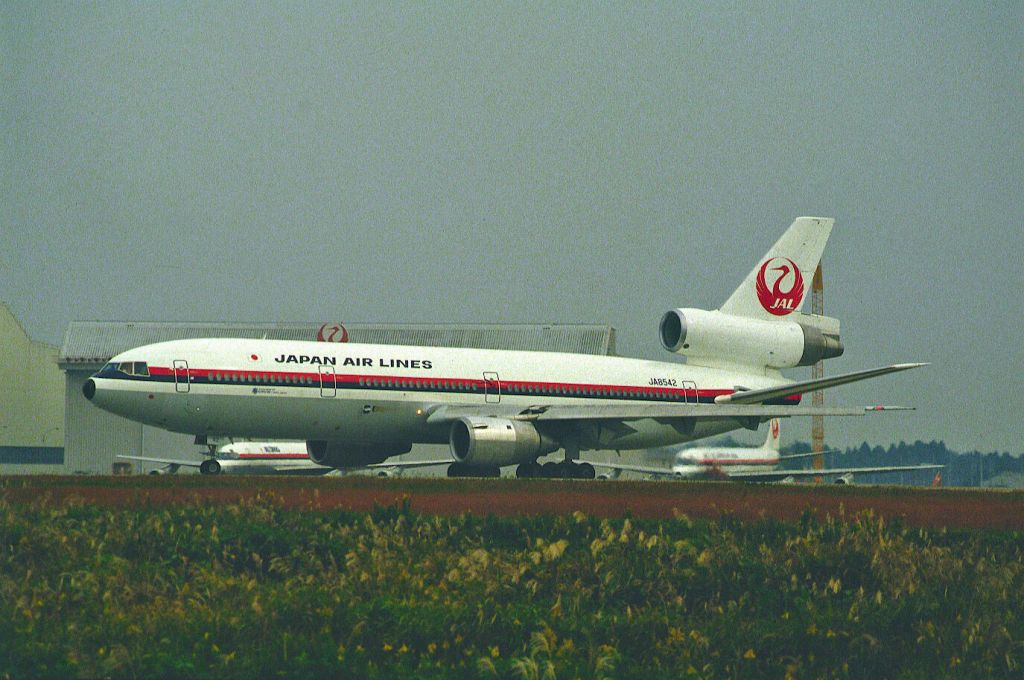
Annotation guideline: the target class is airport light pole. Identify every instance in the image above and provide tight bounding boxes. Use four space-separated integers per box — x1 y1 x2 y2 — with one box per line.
812 264 825 481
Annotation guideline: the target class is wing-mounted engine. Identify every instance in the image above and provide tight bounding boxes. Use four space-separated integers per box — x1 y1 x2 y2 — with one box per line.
306 440 412 468
449 417 559 468
659 308 843 370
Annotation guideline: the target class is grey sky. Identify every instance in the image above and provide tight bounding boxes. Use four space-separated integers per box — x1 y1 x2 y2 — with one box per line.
3 2 1022 452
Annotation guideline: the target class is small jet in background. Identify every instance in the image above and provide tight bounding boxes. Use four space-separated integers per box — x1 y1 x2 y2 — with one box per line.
597 418 942 483
119 441 448 476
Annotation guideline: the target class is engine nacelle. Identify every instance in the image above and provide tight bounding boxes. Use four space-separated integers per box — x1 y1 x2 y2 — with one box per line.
449 417 559 468
306 440 412 468
659 308 843 369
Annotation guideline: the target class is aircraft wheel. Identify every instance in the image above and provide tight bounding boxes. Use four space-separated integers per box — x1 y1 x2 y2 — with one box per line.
556 462 576 479
541 462 559 478
199 459 221 475
577 462 596 480
516 462 537 479
447 463 466 478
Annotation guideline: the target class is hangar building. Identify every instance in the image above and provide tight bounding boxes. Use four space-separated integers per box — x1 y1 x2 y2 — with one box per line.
58 321 616 474
0 303 65 473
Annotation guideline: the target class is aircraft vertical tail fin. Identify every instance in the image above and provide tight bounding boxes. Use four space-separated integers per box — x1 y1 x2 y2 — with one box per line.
720 217 834 321
764 419 781 452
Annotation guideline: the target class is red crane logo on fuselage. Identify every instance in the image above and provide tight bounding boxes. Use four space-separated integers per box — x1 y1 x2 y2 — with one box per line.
317 323 349 343
755 257 804 316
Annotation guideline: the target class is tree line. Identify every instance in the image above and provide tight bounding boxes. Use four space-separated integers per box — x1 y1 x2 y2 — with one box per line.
778 439 1024 487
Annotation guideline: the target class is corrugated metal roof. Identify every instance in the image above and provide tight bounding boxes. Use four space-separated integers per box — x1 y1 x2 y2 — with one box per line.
59 321 616 368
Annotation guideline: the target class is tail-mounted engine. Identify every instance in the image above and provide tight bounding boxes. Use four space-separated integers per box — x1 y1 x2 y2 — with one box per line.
659 308 843 369
449 417 559 468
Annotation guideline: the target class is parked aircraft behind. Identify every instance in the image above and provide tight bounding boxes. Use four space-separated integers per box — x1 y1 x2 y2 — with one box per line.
84 217 925 480
597 418 942 483
119 441 447 476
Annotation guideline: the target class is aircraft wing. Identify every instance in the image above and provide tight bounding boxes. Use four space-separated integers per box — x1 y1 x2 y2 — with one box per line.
423 362 928 425
776 449 842 461
118 455 202 468
426 403 866 424
269 463 338 473
267 460 450 474
363 459 452 470
593 462 680 478
725 463 944 482
713 363 927 405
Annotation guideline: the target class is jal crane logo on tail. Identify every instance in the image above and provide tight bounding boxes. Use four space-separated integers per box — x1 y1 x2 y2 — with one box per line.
755 257 804 315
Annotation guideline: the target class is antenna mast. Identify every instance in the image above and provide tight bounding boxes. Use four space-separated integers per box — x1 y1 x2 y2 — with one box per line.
812 264 825 474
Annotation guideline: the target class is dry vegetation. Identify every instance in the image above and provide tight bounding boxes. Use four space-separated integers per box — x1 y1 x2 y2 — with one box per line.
2 479 1022 678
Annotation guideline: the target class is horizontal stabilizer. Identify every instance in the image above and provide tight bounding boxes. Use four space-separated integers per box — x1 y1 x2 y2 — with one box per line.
714 363 928 405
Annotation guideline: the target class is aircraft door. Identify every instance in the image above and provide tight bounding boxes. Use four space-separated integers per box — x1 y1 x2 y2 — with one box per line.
483 372 500 404
320 366 336 398
682 380 697 404
173 360 190 393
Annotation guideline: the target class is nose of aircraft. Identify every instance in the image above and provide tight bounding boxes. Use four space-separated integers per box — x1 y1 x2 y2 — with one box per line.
83 379 96 400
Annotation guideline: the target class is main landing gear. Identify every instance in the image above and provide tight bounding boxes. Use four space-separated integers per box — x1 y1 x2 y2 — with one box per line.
515 438 596 479
515 460 596 480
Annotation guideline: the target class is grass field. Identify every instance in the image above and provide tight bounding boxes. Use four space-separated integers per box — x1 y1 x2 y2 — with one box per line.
2 478 1022 678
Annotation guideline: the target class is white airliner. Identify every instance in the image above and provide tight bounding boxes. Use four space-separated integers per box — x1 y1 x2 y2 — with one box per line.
118 441 447 476
596 418 942 483
119 441 326 476
83 217 925 479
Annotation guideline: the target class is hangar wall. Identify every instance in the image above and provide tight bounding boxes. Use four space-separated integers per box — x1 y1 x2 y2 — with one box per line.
59 321 617 474
0 303 65 474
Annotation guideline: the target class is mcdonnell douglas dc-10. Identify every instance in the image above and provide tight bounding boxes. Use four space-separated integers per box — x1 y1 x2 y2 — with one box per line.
84 217 925 479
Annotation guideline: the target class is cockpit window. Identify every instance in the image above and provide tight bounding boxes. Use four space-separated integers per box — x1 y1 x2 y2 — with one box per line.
118 362 150 376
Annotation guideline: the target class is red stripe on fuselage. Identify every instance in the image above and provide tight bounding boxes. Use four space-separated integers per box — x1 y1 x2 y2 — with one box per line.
143 366 802 403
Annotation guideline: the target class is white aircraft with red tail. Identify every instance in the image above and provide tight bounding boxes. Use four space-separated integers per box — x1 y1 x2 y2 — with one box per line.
84 217 925 479
596 418 942 483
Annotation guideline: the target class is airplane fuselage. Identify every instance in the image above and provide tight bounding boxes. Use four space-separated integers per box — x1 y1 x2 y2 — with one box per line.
670 448 782 478
86 338 795 452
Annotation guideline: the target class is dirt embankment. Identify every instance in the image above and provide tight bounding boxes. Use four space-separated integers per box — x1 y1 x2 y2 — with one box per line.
3 476 1022 530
